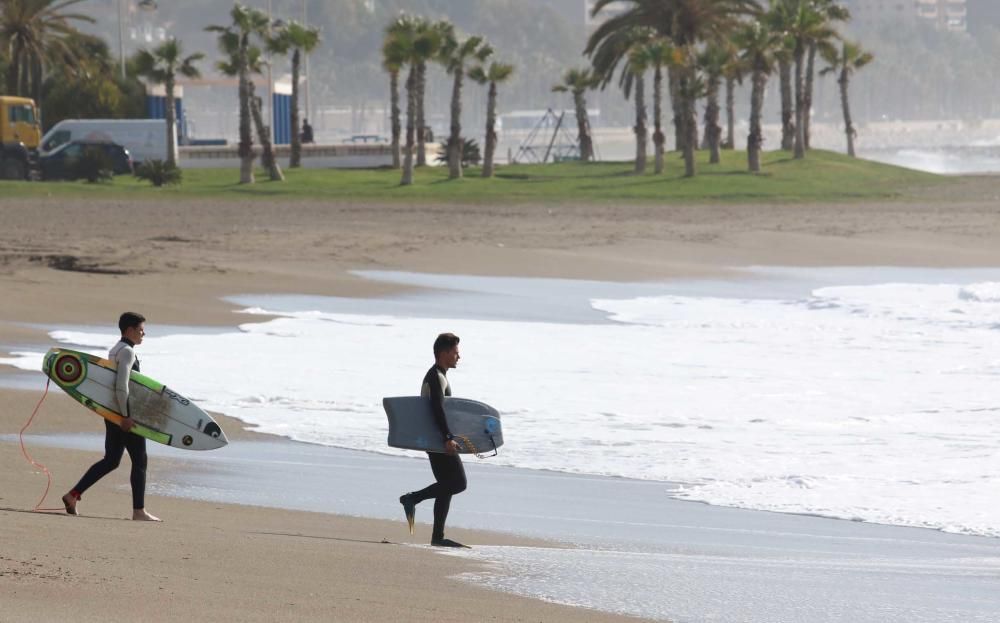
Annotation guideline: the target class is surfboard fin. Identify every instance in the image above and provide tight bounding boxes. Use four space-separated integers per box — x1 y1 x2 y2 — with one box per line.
399 494 416 535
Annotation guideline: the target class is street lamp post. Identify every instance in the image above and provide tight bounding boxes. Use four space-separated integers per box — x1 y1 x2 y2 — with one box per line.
118 0 126 79
117 0 159 80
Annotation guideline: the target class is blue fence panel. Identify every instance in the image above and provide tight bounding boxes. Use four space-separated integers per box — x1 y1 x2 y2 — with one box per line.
273 93 292 145
144 95 186 143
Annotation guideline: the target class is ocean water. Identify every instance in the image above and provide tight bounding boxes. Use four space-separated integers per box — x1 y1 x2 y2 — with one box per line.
3 267 1000 539
860 145 1000 175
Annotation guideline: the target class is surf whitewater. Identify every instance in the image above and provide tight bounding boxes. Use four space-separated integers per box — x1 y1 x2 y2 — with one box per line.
4 270 999 538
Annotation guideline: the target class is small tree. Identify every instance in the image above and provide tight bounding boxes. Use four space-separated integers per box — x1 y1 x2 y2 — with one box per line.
468 60 514 178
438 32 491 180
135 159 182 187
269 20 321 168
552 68 599 162
72 147 113 183
820 40 873 158
207 4 270 184
134 39 204 167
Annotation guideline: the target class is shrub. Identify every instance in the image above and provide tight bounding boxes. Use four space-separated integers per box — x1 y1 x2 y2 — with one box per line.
135 159 182 187
71 147 114 183
436 137 482 168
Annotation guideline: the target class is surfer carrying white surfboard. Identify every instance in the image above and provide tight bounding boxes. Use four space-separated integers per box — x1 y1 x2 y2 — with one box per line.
398 333 470 548
61 312 161 522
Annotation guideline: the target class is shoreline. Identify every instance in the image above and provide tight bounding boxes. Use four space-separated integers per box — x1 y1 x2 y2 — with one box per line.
7 405 999 622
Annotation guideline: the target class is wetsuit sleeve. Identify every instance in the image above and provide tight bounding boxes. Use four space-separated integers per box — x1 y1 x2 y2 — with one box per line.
114 347 135 418
423 368 452 439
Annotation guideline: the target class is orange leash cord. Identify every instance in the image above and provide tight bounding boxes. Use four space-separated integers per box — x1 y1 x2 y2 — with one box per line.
18 378 64 512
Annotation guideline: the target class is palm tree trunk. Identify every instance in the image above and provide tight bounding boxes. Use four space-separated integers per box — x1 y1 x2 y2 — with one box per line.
804 42 816 151
290 48 302 168
238 37 255 185
668 66 683 152
839 70 856 158
401 66 416 185
725 76 735 150
5 46 18 95
634 72 647 174
748 68 766 173
482 80 498 178
448 69 463 179
779 59 794 151
250 83 284 182
389 70 401 169
680 72 696 177
574 91 594 162
793 43 806 159
165 77 177 167
416 61 427 167
704 74 721 164
653 65 665 175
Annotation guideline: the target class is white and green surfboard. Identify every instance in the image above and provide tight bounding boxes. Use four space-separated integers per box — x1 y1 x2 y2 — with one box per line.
42 347 227 451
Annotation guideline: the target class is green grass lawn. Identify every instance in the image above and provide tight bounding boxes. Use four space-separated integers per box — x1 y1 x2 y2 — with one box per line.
0 149 949 204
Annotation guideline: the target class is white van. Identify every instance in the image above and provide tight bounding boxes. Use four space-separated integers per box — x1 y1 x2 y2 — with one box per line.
40 119 174 164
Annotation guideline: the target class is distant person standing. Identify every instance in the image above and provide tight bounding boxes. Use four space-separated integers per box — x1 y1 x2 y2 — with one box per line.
301 119 314 144
62 312 160 522
399 333 469 548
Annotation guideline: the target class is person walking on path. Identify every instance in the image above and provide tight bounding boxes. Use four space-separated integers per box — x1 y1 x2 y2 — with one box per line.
62 312 161 521
399 333 469 547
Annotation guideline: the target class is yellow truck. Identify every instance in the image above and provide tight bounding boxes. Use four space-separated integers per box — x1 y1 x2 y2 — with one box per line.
0 95 41 180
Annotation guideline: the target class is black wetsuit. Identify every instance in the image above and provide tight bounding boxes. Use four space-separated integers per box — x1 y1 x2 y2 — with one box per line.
409 364 467 541
71 338 148 510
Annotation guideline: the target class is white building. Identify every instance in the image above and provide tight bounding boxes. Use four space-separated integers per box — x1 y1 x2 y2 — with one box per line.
846 0 966 32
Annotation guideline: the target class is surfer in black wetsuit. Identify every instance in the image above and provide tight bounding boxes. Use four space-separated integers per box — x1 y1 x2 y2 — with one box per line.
62 312 161 522
399 332 469 548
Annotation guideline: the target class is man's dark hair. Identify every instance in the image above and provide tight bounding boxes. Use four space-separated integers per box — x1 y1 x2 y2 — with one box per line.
433 332 460 356
119 312 146 334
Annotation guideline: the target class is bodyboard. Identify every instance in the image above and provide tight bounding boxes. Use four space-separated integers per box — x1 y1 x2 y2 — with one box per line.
383 396 503 455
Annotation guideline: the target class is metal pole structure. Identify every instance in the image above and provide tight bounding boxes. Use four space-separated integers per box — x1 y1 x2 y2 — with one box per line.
303 0 310 123
118 0 127 79
267 0 274 143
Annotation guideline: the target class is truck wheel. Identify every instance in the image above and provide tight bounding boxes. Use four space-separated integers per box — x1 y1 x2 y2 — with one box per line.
1 158 27 181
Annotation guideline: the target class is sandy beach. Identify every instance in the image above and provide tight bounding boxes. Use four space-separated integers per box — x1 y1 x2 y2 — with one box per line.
3 181 1000 621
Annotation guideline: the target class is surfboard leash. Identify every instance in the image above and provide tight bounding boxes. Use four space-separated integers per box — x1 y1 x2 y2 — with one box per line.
18 378 64 512
453 434 498 459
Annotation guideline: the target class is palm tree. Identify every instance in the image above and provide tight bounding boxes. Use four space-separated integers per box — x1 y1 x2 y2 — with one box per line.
468 60 514 178
722 54 746 149
631 39 674 174
767 1 796 152
134 39 203 167
552 68 599 162
415 20 449 167
385 15 438 185
585 23 654 174
589 0 762 177
773 0 838 159
381 27 406 169
439 31 491 180
0 0 93 107
224 46 284 182
735 20 779 172
698 43 735 164
820 40 872 157
269 20 320 168
625 46 650 174
803 0 849 149
207 4 271 184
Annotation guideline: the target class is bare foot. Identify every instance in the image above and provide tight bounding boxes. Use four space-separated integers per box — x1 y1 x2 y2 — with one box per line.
132 509 161 522
61 493 78 516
